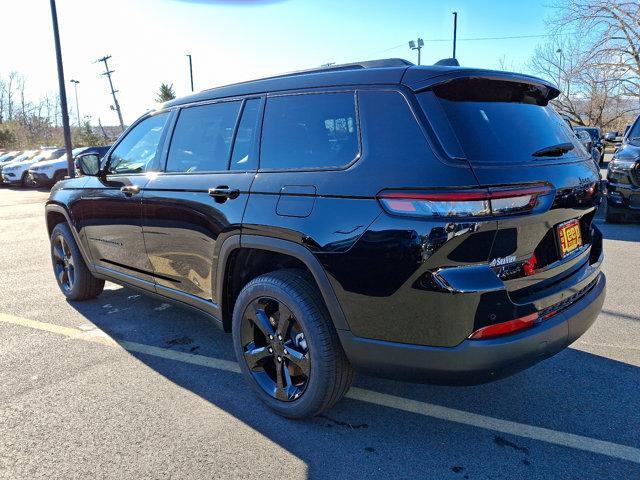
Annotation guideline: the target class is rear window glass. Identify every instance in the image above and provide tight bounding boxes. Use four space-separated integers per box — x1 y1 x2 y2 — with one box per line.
260 92 359 170
418 78 585 164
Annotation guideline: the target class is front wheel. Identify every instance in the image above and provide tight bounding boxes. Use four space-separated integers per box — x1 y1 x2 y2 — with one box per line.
232 269 354 418
50 223 104 300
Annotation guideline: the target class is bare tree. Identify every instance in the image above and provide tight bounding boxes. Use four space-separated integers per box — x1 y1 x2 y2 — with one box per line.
530 35 637 129
553 0 640 101
4 71 18 122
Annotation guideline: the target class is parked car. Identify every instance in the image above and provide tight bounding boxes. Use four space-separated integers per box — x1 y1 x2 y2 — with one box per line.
604 130 625 145
46 58 605 418
1 150 38 168
575 126 604 164
0 150 22 164
604 115 640 223
29 145 111 187
2 148 64 186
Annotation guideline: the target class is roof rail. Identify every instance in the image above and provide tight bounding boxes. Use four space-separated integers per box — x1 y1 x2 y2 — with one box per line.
202 58 414 93
276 58 414 77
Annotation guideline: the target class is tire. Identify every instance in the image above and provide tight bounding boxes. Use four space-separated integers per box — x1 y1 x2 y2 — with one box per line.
232 269 354 418
605 205 623 224
20 171 31 188
50 223 104 300
52 171 66 185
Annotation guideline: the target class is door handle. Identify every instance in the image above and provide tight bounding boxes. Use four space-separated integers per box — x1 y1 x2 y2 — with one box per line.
120 185 141 196
208 186 240 202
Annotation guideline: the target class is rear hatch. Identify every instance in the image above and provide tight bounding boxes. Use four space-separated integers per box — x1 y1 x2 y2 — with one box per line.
416 76 601 301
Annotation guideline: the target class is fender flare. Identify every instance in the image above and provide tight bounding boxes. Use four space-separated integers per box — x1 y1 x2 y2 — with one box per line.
216 234 350 331
45 203 95 271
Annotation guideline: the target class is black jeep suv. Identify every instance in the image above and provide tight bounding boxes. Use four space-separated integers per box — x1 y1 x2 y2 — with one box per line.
46 59 606 418
605 114 640 223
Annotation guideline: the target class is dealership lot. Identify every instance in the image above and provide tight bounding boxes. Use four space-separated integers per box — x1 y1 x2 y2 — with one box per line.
1 176 639 479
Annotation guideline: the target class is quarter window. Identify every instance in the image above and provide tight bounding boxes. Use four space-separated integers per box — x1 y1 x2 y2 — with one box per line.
108 112 169 175
260 92 359 170
166 101 241 173
230 98 261 170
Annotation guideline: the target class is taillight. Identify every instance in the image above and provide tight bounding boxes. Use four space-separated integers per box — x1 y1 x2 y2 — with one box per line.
378 185 552 218
468 313 538 340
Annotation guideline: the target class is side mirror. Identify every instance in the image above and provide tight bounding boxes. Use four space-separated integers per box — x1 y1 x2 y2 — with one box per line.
75 153 101 176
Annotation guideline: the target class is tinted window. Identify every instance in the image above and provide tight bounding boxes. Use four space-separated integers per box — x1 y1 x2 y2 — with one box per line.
627 117 640 141
108 113 169 174
166 101 241 173
261 93 358 170
230 98 261 170
419 78 584 164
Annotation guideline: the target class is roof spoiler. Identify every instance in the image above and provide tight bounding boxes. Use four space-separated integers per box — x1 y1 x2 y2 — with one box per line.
434 58 460 67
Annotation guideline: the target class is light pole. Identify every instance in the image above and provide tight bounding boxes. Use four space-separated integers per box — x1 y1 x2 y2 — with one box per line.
49 0 74 178
409 38 424 65
452 12 458 59
186 54 194 92
70 79 80 125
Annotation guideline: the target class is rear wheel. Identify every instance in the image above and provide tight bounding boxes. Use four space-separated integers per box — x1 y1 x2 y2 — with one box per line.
50 223 104 300
232 269 354 418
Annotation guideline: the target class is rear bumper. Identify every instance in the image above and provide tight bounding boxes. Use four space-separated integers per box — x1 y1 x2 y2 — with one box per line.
339 271 605 385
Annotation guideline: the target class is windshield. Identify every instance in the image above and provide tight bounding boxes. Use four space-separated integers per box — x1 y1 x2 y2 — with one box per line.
626 118 640 143
577 128 600 141
39 149 63 161
418 78 586 164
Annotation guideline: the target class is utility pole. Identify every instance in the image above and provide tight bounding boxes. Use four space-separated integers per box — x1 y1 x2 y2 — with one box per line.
409 38 424 65
186 54 194 92
49 0 74 178
70 79 80 125
452 12 458 59
96 55 125 132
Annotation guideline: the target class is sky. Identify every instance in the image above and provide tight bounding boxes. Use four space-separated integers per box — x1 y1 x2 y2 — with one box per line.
1 0 555 126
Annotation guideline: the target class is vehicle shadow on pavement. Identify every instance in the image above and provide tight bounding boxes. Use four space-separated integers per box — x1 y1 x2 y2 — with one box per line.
599 221 640 243
69 287 640 479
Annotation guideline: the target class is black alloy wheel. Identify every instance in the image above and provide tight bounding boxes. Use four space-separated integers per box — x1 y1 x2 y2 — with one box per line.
240 297 311 401
50 222 104 300
232 269 354 418
52 234 75 293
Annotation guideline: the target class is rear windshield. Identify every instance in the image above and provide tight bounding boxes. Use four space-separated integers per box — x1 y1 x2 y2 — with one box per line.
418 78 585 164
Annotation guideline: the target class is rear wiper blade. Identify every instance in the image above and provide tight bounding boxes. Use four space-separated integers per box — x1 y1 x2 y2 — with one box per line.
531 142 575 157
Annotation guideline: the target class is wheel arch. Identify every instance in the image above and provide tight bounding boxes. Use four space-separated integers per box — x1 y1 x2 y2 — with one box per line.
217 234 350 333
45 203 94 271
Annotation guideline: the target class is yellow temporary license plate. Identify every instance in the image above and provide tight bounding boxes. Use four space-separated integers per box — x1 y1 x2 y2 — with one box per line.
558 219 583 257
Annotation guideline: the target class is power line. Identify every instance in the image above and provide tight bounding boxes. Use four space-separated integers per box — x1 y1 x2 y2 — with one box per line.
370 32 574 57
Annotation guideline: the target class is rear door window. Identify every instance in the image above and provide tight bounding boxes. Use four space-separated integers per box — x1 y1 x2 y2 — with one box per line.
260 92 359 170
418 78 585 164
166 101 241 173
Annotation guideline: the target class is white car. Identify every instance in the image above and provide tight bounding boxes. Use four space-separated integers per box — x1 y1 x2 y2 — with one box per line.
28 145 112 187
2 149 65 186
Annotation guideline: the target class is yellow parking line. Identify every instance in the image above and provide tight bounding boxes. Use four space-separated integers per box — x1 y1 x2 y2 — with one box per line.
2 313 640 464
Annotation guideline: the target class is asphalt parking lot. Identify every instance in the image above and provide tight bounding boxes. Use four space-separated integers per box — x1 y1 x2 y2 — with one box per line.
1 166 639 479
